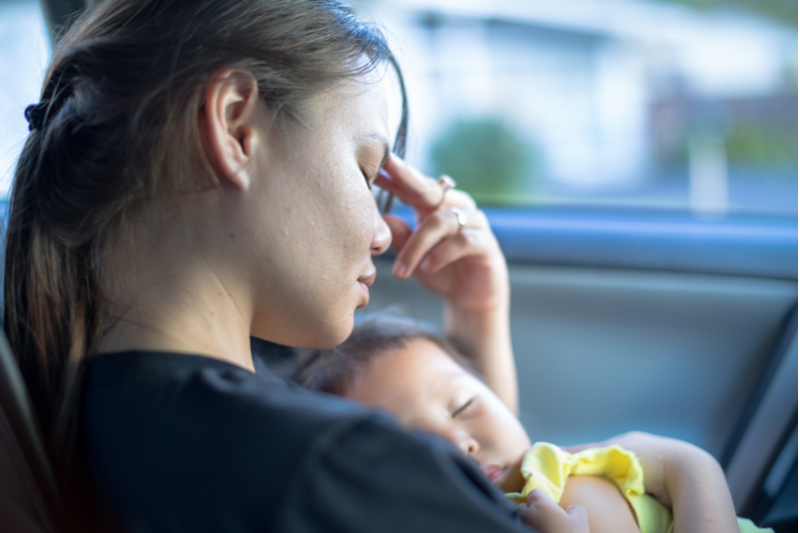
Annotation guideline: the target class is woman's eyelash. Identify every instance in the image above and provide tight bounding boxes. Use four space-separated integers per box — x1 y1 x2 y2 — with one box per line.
362 169 374 190
451 398 474 418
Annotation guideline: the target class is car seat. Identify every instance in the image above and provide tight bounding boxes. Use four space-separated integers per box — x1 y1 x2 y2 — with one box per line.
0 328 62 533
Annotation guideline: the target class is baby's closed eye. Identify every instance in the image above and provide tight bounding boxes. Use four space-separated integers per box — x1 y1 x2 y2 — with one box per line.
451 397 475 418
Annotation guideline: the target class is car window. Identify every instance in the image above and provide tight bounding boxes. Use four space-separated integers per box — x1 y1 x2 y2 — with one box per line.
355 0 797 218
0 0 51 199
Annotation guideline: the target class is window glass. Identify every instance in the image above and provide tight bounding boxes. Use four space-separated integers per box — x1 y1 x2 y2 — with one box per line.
356 0 798 217
0 0 51 198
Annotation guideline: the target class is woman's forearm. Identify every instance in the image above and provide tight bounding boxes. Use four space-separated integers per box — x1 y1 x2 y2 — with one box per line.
444 297 518 413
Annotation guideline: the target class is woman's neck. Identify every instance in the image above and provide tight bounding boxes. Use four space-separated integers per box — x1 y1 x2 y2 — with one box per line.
96 203 256 372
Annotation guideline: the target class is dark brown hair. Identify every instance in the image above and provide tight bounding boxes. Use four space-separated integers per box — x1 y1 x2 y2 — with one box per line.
294 315 476 396
5 0 407 449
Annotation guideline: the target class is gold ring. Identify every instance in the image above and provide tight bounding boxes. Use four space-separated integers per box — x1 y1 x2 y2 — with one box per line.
450 207 467 230
435 175 456 209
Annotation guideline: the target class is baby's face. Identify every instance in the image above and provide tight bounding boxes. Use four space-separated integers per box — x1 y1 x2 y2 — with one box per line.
344 339 531 487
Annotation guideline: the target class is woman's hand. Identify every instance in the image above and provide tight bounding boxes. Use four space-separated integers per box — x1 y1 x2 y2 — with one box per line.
518 490 589 533
377 155 508 313
563 432 739 533
376 155 517 411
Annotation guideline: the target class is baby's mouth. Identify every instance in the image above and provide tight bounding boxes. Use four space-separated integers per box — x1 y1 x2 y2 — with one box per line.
482 455 527 493
480 463 508 483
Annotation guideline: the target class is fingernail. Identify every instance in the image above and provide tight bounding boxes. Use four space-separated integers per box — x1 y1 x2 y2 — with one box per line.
393 263 406 278
420 257 432 272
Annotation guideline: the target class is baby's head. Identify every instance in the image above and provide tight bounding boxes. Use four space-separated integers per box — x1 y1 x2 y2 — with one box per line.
295 316 531 487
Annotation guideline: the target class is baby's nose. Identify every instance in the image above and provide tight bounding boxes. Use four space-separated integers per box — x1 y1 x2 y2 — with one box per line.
459 436 479 456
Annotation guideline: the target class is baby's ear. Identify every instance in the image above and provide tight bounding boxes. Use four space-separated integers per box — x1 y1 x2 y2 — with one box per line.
199 69 262 190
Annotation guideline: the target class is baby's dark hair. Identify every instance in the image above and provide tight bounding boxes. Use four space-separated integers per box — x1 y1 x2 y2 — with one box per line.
294 315 477 396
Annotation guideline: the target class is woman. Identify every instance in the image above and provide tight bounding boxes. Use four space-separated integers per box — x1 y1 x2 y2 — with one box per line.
6 0 739 531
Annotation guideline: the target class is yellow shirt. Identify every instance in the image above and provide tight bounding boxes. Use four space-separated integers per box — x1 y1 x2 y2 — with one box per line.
505 442 771 533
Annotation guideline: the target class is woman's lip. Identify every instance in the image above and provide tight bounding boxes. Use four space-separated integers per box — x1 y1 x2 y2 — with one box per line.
480 464 507 483
357 281 370 308
358 271 376 287
356 271 375 308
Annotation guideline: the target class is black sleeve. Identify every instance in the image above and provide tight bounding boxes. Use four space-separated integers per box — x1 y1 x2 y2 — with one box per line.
276 415 533 533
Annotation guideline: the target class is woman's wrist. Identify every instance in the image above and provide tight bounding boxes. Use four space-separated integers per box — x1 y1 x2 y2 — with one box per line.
442 256 510 341
444 296 510 359
444 295 518 412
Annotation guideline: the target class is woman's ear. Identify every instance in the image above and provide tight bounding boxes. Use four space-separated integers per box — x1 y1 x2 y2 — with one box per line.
200 69 262 190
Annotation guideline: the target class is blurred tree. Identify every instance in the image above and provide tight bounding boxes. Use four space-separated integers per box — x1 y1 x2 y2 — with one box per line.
430 117 533 204
660 0 797 27
726 120 798 171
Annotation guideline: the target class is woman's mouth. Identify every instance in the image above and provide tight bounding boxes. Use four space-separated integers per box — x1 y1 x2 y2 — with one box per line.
357 271 376 308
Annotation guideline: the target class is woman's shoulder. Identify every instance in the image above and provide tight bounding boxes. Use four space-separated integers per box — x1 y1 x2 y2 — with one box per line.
79 351 524 533
80 351 381 529
82 350 375 447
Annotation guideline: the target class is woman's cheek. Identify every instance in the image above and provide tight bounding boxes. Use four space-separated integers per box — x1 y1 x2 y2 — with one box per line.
351 190 379 250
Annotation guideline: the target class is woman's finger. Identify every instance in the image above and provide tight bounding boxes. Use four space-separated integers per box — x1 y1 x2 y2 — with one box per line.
418 229 482 274
415 209 492 273
378 155 476 213
393 208 475 278
377 156 441 211
382 214 412 256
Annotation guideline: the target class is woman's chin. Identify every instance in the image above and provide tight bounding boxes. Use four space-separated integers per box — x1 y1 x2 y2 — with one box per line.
250 319 351 350
302 317 355 349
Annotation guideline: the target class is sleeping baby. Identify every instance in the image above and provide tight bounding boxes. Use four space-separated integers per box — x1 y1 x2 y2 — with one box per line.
294 316 771 533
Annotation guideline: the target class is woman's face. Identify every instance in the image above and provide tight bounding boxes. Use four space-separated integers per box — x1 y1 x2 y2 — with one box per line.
245 72 393 348
343 339 532 486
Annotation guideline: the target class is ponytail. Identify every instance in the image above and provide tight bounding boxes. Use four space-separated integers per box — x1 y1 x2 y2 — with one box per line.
5 78 104 440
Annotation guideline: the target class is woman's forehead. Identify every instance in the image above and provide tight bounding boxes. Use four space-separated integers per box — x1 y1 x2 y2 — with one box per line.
306 74 390 141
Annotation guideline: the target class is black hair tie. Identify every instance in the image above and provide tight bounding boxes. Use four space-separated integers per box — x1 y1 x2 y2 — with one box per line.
24 100 50 131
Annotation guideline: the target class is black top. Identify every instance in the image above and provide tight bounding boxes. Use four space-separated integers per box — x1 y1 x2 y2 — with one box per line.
80 351 530 532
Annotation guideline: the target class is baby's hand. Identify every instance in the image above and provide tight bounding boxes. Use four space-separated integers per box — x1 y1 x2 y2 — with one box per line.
518 489 589 533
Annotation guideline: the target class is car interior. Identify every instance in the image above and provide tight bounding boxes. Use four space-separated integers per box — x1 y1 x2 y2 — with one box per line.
0 0 796 532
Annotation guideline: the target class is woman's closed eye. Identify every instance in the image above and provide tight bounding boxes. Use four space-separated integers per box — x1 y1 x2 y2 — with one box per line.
361 169 374 190
362 163 381 190
451 397 474 418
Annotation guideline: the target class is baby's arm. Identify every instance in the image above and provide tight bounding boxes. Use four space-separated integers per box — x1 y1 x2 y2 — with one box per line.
560 476 641 533
666 446 739 533
565 432 740 533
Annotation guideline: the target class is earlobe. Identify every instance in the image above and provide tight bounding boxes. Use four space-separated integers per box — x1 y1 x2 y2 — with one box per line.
201 69 262 191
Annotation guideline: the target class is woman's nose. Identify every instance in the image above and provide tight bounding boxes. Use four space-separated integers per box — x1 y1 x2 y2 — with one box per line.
371 206 392 256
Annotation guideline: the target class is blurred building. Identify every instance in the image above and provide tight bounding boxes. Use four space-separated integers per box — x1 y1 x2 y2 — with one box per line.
354 0 798 214
0 0 795 215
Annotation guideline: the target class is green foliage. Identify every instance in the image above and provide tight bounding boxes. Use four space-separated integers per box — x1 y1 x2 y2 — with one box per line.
726 120 798 170
660 0 797 27
430 117 533 204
